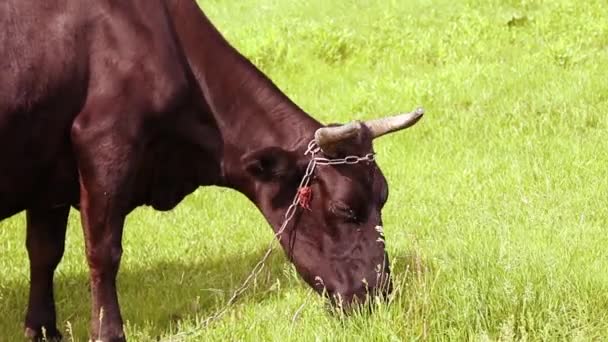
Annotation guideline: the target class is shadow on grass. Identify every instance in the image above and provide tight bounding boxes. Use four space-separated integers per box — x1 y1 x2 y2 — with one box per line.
1 247 429 340
0 247 294 340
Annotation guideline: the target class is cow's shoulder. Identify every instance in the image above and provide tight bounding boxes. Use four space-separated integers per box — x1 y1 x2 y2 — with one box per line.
83 0 193 117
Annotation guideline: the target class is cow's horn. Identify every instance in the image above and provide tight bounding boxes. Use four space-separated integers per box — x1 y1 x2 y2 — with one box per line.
314 121 362 153
365 107 425 139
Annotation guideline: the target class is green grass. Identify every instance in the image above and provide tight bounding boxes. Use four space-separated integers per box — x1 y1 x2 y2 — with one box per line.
2 0 608 340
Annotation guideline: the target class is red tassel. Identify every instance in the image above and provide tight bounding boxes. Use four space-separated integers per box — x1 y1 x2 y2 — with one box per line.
297 186 313 210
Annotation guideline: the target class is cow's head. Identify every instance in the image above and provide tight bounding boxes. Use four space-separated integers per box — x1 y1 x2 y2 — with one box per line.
241 108 424 309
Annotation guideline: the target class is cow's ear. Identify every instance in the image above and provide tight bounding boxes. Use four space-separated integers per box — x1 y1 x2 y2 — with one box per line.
241 147 297 182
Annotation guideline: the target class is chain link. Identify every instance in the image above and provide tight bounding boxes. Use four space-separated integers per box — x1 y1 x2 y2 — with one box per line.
306 140 375 165
166 140 376 339
314 154 375 165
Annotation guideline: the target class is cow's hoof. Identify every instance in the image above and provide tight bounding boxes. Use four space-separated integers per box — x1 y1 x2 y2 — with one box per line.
24 326 62 341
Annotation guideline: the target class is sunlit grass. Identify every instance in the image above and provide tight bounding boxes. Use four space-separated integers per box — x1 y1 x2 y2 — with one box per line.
1 0 607 340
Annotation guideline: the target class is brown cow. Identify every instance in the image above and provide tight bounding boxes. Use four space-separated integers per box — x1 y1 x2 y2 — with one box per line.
0 0 424 341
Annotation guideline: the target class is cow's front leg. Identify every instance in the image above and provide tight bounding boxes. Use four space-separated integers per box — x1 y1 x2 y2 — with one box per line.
24 206 69 341
72 117 141 342
80 199 127 342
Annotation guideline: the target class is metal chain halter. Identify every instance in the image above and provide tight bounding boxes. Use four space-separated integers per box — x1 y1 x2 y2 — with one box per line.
168 140 376 339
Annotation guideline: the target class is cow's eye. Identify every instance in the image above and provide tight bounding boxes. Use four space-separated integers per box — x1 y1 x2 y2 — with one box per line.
330 201 358 222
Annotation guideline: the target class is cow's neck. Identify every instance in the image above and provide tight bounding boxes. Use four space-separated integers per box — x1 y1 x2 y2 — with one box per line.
171 0 321 184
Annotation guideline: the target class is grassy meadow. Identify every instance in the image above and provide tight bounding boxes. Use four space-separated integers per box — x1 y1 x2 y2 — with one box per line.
1 0 608 340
